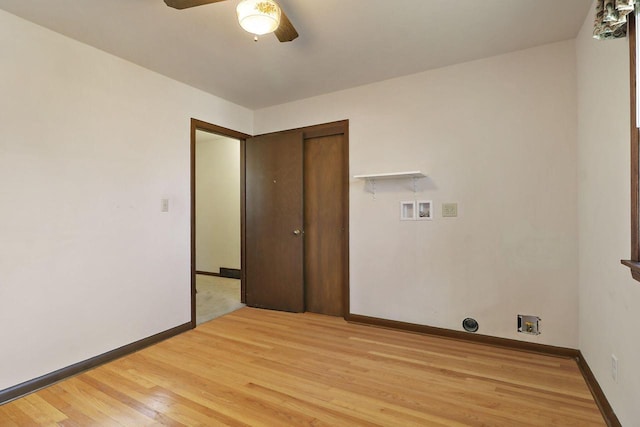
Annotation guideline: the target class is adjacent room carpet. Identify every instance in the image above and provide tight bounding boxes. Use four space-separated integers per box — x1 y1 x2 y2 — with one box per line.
196 274 244 325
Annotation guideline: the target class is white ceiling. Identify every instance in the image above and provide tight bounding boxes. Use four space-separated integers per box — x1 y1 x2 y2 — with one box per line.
0 0 592 110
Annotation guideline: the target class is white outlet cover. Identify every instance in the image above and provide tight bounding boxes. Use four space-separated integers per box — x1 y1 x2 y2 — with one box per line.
442 202 458 218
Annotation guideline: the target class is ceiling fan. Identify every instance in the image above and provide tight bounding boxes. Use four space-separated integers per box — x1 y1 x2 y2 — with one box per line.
164 0 299 42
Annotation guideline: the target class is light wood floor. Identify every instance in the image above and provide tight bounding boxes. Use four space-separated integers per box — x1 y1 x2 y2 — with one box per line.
0 307 605 426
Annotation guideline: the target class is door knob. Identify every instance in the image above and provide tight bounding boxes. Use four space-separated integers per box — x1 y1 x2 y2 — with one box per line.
293 229 302 235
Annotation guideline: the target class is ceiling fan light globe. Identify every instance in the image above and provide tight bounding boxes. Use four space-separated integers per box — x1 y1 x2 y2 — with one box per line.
236 0 281 36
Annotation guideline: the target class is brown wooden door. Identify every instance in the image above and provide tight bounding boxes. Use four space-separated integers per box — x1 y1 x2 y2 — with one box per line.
304 134 347 316
245 131 305 312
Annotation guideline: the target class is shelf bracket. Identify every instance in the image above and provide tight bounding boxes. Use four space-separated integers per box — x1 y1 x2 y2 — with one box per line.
368 178 377 199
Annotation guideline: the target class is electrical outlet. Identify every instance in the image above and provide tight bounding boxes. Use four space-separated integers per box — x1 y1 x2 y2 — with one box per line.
442 202 458 218
611 354 619 383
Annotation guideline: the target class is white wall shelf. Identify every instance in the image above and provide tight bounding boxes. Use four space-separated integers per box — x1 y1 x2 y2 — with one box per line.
353 171 426 198
353 171 425 180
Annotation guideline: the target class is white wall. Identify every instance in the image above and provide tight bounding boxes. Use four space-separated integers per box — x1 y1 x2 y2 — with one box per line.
0 10 252 391
195 132 241 273
576 3 640 424
255 40 579 348
11 4 636 417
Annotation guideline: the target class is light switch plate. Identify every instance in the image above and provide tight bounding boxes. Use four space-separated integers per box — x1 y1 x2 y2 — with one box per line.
161 198 169 212
442 202 458 217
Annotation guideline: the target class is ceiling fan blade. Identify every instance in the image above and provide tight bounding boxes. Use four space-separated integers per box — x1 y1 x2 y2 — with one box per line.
275 10 298 42
164 0 226 10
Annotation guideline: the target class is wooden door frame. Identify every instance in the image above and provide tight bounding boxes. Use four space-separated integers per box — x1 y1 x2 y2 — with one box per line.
191 118 349 324
190 119 251 328
253 120 350 317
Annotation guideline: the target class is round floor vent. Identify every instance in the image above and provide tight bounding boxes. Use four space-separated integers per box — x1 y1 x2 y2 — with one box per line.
462 317 479 333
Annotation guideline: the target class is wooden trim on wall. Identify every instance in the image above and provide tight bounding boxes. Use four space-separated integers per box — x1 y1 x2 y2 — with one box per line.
190 120 197 328
254 120 349 140
623 13 640 281
340 123 350 319
219 268 241 279
576 351 622 427
190 119 251 323
195 270 221 277
340 120 351 318
191 119 252 141
302 121 349 139
346 313 620 426
240 138 247 304
0 322 191 405
630 14 639 262
195 269 241 279
346 313 579 357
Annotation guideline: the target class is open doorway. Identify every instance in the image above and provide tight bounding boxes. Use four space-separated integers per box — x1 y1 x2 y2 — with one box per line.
190 119 249 326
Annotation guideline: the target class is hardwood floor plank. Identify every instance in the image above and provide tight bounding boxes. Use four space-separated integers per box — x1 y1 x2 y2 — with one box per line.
54 376 156 426
243 382 382 427
78 373 185 426
38 387 100 426
0 402 37 427
0 308 606 426
10 393 67 425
